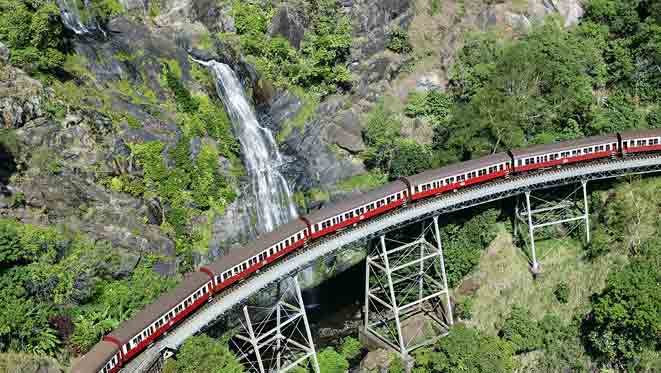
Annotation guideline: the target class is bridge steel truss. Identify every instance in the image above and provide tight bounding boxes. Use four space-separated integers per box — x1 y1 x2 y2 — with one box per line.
122 155 661 373
514 180 591 273
363 218 453 358
232 275 320 373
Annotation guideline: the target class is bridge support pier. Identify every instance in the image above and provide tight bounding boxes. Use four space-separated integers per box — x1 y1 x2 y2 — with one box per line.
515 180 591 273
232 275 320 373
363 217 452 359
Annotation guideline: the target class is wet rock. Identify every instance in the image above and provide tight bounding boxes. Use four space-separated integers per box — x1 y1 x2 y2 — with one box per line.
268 5 305 49
0 41 9 63
260 90 301 131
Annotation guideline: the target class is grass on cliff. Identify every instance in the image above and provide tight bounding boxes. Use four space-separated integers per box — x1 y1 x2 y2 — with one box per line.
457 225 626 334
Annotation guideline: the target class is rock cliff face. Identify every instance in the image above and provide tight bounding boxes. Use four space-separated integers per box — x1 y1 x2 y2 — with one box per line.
1 0 584 284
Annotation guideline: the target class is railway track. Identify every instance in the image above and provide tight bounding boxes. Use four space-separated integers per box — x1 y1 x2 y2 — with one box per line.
122 154 661 372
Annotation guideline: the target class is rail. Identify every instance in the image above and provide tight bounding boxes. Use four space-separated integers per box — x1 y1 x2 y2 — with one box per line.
122 155 661 372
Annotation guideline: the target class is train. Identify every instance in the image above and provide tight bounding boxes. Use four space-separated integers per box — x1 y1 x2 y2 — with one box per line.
73 129 661 373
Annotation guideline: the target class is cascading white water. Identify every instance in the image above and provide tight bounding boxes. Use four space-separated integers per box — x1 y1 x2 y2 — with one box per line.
55 0 102 35
56 0 90 34
199 60 298 233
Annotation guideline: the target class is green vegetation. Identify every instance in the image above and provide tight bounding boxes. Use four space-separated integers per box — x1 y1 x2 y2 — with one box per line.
582 239 661 368
439 209 499 287
0 0 65 73
0 218 176 357
318 347 350 373
362 100 435 179
227 0 352 96
554 281 569 304
163 335 244 373
368 0 661 175
336 170 388 192
386 26 412 54
413 324 515 372
429 0 441 16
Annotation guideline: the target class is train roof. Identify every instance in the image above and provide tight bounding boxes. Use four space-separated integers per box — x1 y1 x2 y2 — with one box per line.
509 135 618 158
202 219 308 275
109 271 210 345
405 153 511 185
72 340 117 373
303 180 408 224
619 128 661 139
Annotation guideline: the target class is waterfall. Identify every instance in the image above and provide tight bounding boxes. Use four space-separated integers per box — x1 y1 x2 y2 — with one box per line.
56 0 106 35
56 0 91 34
199 60 298 233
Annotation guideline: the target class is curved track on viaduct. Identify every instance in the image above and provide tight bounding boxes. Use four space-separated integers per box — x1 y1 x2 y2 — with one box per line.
124 155 661 372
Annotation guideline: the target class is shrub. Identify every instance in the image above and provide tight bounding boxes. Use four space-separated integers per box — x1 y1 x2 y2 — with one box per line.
499 305 542 353
173 335 244 373
554 281 569 304
414 324 515 372
318 347 349 373
386 26 411 54
455 297 474 320
339 336 361 361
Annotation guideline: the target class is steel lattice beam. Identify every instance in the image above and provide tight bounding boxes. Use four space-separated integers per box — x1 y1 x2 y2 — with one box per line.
123 156 661 373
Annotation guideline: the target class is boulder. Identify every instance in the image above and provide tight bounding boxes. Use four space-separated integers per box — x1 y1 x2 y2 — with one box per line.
326 109 365 153
549 0 584 27
360 349 397 372
350 0 413 60
0 41 9 63
416 72 443 92
268 5 306 49
0 65 46 128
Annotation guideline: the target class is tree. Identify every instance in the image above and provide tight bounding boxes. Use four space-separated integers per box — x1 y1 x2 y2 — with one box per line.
0 0 65 72
0 220 22 267
413 324 515 373
389 140 433 178
362 101 402 172
317 347 349 373
173 335 243 373
582 260 661 366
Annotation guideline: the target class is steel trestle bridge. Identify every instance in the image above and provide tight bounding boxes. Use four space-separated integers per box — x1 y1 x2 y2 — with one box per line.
123 155 661 372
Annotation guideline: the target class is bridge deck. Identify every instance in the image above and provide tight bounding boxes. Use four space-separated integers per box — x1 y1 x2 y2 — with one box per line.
123 155 661 372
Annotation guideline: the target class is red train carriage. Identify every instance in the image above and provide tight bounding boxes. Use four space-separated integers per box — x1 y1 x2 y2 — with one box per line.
201 219 309 292
510 135 618 172
620 128 661 155
73 131 661 372
105 272 213 362
303 180 409 239
405 153 512 201
72 341 121 373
